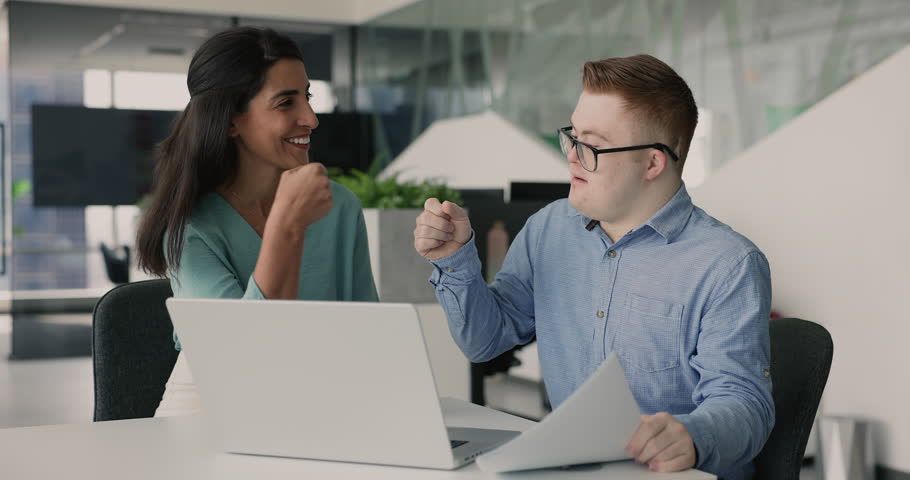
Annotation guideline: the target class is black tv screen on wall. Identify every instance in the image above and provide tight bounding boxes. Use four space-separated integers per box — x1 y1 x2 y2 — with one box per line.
31 105 375 207
31 105 176 207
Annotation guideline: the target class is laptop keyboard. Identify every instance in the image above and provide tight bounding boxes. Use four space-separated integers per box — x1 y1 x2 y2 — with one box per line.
450 440 468 449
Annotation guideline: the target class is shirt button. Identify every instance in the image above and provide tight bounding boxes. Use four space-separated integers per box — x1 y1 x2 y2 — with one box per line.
446 267 455 273
607 250 617 258
596 310 605 318
763 369 770 377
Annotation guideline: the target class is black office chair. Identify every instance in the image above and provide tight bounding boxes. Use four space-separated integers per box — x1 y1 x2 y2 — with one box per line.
92 279 178 421
754 317 833 480
99 243 131 284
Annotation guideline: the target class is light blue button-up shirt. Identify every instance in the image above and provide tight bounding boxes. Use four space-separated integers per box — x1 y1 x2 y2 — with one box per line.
429 184 773 480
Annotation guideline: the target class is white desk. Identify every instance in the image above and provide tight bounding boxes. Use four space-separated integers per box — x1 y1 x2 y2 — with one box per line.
1 398 714 479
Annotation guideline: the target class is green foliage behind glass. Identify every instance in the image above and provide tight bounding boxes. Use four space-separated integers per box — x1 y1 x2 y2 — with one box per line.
12 179 31 199
329 155 462 209
11 179 32 237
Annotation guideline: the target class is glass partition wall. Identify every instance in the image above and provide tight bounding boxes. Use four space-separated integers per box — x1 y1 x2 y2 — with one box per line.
2 1 350 359
6 1 351 293
358 0 910 186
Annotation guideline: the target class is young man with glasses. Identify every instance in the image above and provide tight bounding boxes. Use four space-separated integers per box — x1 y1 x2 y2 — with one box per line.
414 54 772 480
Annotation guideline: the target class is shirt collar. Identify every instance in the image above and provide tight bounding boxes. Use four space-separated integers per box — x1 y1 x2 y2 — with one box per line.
643 183 694 243
567 182 694 243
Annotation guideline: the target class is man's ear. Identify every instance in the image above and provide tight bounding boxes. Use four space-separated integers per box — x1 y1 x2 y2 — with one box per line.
644 148 669 181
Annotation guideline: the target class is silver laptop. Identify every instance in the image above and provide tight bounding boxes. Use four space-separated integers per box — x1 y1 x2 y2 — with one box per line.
165 298 519 470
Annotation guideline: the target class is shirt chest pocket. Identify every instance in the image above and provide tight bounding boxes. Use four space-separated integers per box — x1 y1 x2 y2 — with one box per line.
617 293 684 373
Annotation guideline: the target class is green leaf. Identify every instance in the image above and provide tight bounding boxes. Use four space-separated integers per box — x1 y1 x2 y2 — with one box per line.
12 180 32 200
328 153 461 209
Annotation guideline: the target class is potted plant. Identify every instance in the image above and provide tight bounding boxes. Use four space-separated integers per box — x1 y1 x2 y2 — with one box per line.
331 156 462 303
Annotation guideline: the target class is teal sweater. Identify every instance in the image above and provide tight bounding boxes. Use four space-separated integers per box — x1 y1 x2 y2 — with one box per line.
169 181 378 350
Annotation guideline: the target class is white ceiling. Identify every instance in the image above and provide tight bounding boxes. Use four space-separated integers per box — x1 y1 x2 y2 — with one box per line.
13 0 420 24
7 1 387 73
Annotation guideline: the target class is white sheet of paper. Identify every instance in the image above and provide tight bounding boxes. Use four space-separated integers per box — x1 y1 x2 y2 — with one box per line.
475 352 641 473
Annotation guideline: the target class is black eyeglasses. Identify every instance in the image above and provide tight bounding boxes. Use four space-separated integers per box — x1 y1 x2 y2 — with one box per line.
557 126 679 172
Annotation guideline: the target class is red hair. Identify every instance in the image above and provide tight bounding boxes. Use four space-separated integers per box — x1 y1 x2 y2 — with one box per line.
582 54 698 168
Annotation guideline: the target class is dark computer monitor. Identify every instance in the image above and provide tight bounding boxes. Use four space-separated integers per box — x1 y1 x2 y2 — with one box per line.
31 105 177 206
31 106 376 206
308 112 375 172
509 182 570 202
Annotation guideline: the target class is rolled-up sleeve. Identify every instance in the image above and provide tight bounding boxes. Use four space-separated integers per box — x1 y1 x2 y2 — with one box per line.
674 251 775 477
429 227 536 363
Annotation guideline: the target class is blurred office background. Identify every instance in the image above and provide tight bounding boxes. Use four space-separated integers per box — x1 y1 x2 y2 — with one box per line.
0 0 908 478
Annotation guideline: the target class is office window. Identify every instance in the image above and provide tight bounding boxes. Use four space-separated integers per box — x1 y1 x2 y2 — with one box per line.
113 71 189 111
85 69 187 111
86 69 336 113
82 69 190 287
83 69 112 108
308 80 336 114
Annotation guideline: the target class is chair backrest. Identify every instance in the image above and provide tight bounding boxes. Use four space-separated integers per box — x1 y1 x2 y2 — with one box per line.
99 243 131 284
754 317 833 480
92 279 177 421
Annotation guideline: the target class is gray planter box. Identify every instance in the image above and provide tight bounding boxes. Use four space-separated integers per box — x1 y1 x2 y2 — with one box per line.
363 208 438 303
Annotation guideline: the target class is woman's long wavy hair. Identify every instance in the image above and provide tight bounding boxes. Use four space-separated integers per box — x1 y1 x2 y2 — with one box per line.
136 27 303 277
